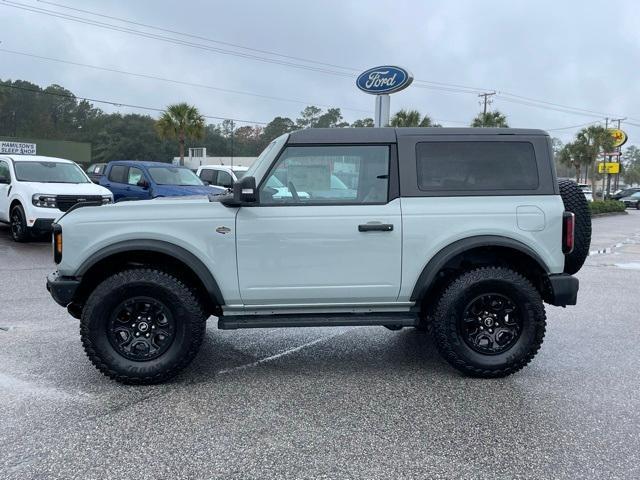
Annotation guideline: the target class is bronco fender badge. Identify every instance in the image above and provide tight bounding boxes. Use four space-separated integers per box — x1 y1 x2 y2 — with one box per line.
216 226 231 235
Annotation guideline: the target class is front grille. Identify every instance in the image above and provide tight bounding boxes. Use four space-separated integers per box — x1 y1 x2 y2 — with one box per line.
56 195 103 212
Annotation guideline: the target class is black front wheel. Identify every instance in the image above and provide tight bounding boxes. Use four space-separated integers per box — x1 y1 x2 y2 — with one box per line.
81 269 207 384
432 267 546 378
10 204 30 242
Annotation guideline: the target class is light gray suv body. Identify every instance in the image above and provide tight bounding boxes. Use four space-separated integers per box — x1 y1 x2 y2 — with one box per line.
47 128 588 384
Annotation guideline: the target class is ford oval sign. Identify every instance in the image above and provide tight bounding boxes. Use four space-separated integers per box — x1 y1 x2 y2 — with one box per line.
356 66 413 95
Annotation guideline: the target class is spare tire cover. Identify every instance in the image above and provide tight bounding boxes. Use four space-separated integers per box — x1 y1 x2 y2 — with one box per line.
558 179 591 274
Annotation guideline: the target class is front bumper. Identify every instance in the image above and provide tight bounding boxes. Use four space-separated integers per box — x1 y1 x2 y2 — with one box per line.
31 218 56 233
46 272 80 307
547 273 579 307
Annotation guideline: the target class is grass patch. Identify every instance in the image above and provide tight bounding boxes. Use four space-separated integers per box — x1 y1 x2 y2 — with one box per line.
589 200 627 215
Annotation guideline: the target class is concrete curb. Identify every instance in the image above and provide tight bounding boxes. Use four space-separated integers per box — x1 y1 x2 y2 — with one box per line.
591 211 629 218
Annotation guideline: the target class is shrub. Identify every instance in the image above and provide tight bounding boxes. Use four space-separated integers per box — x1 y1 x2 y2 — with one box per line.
589 200 626 215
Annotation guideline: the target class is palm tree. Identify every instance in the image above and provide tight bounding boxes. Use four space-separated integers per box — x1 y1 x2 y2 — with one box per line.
155 103 205 165
390 109 440 127
571 125 615 197
471 111 509 128
558 142 585 183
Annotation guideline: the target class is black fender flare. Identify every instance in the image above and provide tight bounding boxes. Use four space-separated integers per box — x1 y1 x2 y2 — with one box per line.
410 235 550 302
76 239 224 306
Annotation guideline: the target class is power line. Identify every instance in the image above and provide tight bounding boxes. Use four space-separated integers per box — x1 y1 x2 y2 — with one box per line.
36 0 491 95
0 48 372 114
3 0 638 122
0 83 269 124
546 121 601 132
35 0 361 74
0 1 509 97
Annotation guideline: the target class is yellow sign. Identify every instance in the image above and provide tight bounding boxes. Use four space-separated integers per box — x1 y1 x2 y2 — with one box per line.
608 128 628 148
598 162 620 174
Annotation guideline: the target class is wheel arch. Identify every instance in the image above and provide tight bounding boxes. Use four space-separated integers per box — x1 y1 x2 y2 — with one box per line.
410 235 551 305
73 240 224 316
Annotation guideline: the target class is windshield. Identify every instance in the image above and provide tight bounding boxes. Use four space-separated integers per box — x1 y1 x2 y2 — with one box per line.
244 134 288 181
234 171 246 180
14 161 90 183
147 166 204 186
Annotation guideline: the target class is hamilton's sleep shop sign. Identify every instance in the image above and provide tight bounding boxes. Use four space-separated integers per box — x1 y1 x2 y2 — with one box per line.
0 141 37 155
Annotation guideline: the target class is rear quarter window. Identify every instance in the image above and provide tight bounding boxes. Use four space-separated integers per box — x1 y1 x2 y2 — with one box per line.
108 165 128 183
416 141 539 191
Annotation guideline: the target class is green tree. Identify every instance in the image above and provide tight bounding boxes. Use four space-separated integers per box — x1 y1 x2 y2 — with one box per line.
261 116 295 143
558 142 585 182
155 103 205 165
390 109 440 127
296 105 322 129
623 145 640 185
471 110 509 128
316 108 349 128
569 126 615 197
351 117 374 128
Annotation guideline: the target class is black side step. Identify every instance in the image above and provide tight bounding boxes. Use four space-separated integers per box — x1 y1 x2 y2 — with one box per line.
218 312 418 330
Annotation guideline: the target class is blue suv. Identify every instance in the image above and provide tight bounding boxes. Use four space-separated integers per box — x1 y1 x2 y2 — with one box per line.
99 161 225 202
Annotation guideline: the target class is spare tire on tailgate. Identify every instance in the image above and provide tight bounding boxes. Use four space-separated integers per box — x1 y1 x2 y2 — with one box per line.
558 179 591 274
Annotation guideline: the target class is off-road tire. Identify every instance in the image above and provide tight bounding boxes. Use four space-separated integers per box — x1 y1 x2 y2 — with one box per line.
80 269 207 384
432 267 546 378
558 179 591 274
9 204 30 242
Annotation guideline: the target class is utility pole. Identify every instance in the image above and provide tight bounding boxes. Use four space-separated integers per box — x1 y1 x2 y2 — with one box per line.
610 118 626 194
229 120 235 168
602 118 608 200
478 91 496 116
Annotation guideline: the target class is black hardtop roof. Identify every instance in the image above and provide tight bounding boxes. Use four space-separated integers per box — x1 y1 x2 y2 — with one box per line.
287 127 549 144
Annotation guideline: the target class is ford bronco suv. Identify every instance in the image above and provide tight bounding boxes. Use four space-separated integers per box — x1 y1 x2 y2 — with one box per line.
46 128 590 384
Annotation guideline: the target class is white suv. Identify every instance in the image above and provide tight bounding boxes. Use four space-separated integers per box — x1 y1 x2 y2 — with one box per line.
196 165 248 189
0 155 113 242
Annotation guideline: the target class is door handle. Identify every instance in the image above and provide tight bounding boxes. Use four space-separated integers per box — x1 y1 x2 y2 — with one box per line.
358 223 393 232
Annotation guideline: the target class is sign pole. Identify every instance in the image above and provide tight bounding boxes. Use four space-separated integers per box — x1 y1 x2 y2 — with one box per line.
356 66 412 128
374 94 390 127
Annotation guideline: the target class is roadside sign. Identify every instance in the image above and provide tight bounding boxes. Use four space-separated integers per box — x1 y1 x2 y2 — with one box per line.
0 141 36 155
603 151 621 157
598 162 620 174
357 65 414 128
356 66 414 95
608 128 628 148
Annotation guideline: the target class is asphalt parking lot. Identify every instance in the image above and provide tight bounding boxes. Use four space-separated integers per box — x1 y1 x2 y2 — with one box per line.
1 212 640 480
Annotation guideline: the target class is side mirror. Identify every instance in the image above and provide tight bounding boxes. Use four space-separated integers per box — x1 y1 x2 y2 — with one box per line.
221 176 257 207
0 175 9 185
137 179 149 189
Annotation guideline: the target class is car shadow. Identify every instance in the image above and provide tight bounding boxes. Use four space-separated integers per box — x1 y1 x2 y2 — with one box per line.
181 326 458 385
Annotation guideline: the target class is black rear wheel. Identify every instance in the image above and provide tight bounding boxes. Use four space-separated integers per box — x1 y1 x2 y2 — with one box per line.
81 269 207 384
432 267 546 378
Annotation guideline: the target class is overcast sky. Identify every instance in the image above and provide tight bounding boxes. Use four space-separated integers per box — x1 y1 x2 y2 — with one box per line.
2 0 640 142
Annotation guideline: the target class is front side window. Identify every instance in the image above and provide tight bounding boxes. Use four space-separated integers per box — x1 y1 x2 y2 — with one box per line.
147 166 204 186
416 141 539 191
199 169 217 184
127 167 144 185
14 161 90 184
217 170 233 188
0 160 10 181
260 145 389 205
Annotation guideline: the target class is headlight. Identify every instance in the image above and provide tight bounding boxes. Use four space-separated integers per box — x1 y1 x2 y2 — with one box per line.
32 194 57 208
101 195 113 205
